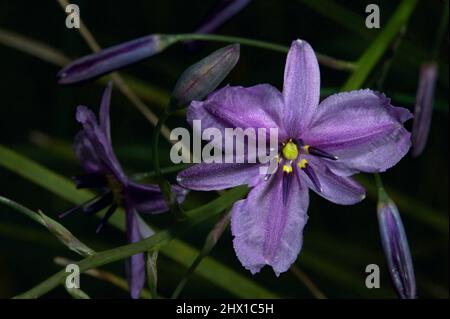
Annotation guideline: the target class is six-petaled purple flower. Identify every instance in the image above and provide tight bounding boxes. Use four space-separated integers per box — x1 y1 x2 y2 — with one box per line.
177 39 413 275
61 82 186 298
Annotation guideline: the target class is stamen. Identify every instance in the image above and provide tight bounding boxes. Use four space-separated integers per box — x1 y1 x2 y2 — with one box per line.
83 192 113 215
309 147 338 160
298 160 322 192
96 204 117 233
59 196 100 218
282 164 293 173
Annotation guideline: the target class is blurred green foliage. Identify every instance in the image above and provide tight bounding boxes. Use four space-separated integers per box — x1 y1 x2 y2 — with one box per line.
0 0 448 298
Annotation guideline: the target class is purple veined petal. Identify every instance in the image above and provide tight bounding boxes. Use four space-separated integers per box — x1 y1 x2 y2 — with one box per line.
177 162 262 191
377 200 416 299
187 84 287 140
282 39 320 136
73 130 103 174
231 170 309 275
57 34 176 85
303 89 413 173
171 44 240 109
411 62 438 158
125 204 146 299
100 81 113 143
126 181 187 214
75 105 127 183
298 156 366 205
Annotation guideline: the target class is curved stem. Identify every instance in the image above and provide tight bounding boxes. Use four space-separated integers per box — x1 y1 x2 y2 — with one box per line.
173 33 355 71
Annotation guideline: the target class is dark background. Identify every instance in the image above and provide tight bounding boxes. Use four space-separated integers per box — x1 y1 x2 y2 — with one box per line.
0 0 448 298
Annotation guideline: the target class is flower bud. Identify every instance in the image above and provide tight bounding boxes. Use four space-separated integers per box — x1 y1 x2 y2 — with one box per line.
377 199 416 299
57 34 176 84
170 43 240 110
411 62 438 157
38 210 95 257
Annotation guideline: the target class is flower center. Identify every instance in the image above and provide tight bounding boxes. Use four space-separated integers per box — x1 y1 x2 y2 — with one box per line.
106 175 124 206
281 140 298 160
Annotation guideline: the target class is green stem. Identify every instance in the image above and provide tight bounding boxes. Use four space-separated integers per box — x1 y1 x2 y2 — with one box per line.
172 33 355 71
342 0 418 91
432 0 449 60
374 173 389 203
13 186 247 299
171 210 231 299
151 110 185 219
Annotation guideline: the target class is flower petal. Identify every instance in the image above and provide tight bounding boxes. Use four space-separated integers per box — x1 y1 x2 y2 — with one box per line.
73 130 103 174
57 35 174 84
188 84 286 139
177 163 261 191
298 156 366 205
75 105 126 182
411 62 438 157
282 39 320 135
304 90 412 173
125 205 146 299
231 171 309 275
126 181 187 214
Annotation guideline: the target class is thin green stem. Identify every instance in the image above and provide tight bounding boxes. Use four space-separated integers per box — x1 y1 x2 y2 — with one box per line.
173 33 355 71
374 173 389 203
290 265 327 299
171 210 231 299
151 110 185 219
432 0 449 60
54 257 154 299
13 186 247 299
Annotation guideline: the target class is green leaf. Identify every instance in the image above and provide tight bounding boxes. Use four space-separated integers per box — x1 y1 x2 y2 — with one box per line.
341 0 418 91
0 144 278 298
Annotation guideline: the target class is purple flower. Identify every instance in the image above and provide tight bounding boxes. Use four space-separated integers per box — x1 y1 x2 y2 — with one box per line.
61 82 186 298
177 39 412 275
57 35 176 85
194 0 251 35
377 199 416 299
411 62 438 157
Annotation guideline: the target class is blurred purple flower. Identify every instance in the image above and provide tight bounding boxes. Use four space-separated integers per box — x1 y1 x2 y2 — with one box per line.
177 39 412 275
57 35 176 84
411 62 438 157
377 198 416 299
194 0 251 35
61 82 186 298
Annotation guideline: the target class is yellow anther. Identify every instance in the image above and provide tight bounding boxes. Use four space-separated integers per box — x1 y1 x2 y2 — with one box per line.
282 140 298 160
298 159 308 169
282 164 293 173
303 144 310 154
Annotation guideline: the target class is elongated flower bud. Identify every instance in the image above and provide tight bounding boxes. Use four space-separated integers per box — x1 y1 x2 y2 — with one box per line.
57 34 176 84
411 62 438 157
377 197 416 299
170 43 240 110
